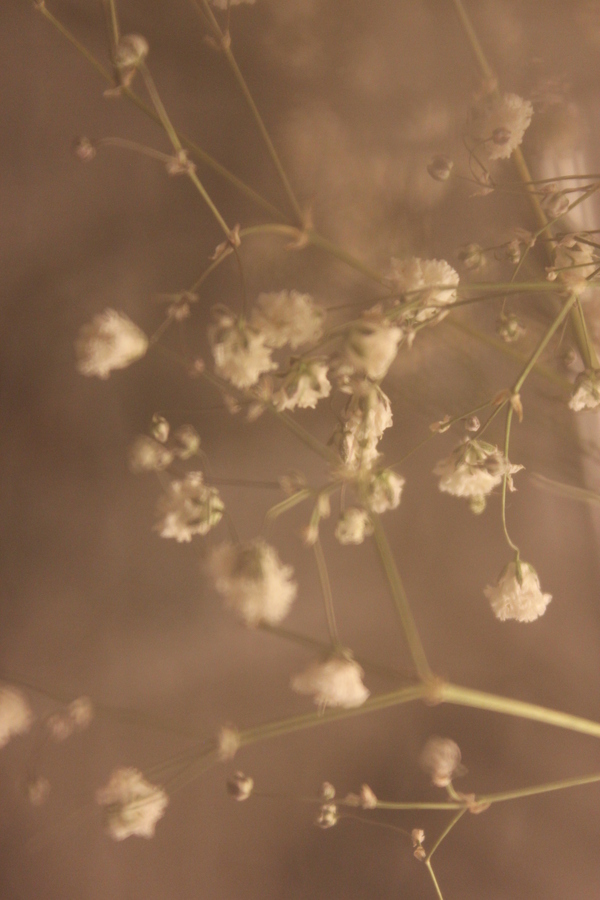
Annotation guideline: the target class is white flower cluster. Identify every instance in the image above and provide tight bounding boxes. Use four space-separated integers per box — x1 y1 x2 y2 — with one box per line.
96 768 168 840
291 654 369 710
419 736 462 788
484 560 552 622
46 696 94 741
342 315 403 381
209 309 276 389
363 469 405 513
274 360 331 411
335 507 373 545
155 472 224 542
468 92 533 161
569 370 600 411
0 686 32 748
251 290 325 349
388 257 460 324
76 309 148 379
128 435 174 473
208 539 297 625
434 439 522 513
334 381 393 471
552 238 597 295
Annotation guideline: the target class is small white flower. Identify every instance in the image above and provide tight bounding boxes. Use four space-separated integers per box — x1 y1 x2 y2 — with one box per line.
155 472 224 542
0 686 32 748
96 768 168 840
217 725 240 761
554 238 598 295
68 696 94 730
358 784 378 809
569 370 600 411
171 425 201 459
388 257 459 323
76 309 148 379
209 309 276 389
434 439 522 513
208 539 297 626
420 736 462 788
484 560 552 622
343 318 403 381
128 436 174 473
114 34 149 70
335 507 373 545
316 802 339 828
47 712 75 742
334 381 393 471
227 772 254 801
274 360 331 411
291 654 369 709
363 469 405 514
251 290 325 349
468 92 533 161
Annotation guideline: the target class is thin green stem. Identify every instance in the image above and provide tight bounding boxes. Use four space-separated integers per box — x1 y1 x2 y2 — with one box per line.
104 0 120 47
314 538 341 650
426 861 445 900
501 406 519 555
264 488 313 523
427 808 467 861
371 515 433 682
480 771 600 805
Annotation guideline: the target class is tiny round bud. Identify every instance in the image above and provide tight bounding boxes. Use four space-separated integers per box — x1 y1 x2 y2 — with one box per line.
359 784 377 809
413 846 427 861
427 155 454 182
411 828 425 847
73 137 96 162
68 696 94 730
316 802 338 829
419 736 462 787
172 425 201 460
465 416 480 433
227 771 254 801
115 34 149 69
217 725 240 761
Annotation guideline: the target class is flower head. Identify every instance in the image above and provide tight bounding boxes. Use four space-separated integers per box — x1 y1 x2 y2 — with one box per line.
468 92 533 161
484 560 552 622
434 439 522 513
128 436 174 473
363 469 405 514
209 309 276 389
554 238 598 295
333 380 393 472
208 539 297 626
388 257 459 324
251 290 325 349
96 768 168 840
569 370 600 411
342 316 403 381
420 736 462 787
335 507 373 545
0 686 32 748
291 654 369 710
155 472 224 542
274 360 331 411
76 309 148 379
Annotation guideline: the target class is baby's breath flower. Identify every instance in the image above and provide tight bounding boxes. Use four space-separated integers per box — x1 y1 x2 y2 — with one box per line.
227 772 254 801
419 736 462 787
363 469 405 514
217 725 240 761
68 696 94 730
388 257 459 324
208 539 297 626
172 425 201 459
457 243 485 270
76 309 148 379
151 414 170 443
468 92 533 160
427 155 453 182
251 290 325 349
554 237 598 295
333 380 393 471
155 472 224 542
484 560 552 622
209 309 276 389
114 34 149 69
434 439 522 513
0 686 32 748
542 190 570 220
335 507 373 545
343 316 403 381
274 360 331 411
358 784 377 809
47 712 74 742
321 781 336 801
96 768 168 840
316 802 339 828
497 313 526 343
291 654 369 710
128 436 174 473
569 370 600 411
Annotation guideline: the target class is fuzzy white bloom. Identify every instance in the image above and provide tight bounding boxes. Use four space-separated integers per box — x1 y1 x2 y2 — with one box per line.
114 34 149 69
388 257 459 323
69 696 94 730
468 92 533 160
569 371 600 411
128 436 174 473
217 725 240 761
208 539 297 626
209 309 276 389
76 309 148 379
343 318 403 381
251 291 325 349
227 772 254 801
274 360 331 411
334 381 393 471
335 507 373 545
291 655 369 710
364 470 405 514
484 560 552 622
96 768 168 840
434 439 522 513
420 736 462 787
155 472 224 542
554 238 598 295
316 802 339 828
0 686 32 748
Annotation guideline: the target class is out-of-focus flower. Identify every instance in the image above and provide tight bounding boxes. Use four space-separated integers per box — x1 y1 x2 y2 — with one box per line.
76 309 148 379
569 370 600 411
251 290 325 349
434 439 522 513
316 802 339 828
217 725 240 761
427 155 453 182
342 316 403 381
155 473 224 542
468 92 533 160
0 686 32 748
497 313 526 343
209 309 276 389
274 360 331 411
227 772 254 801
553 237 598 295
363 469 405 514
484 560 552 622
96 768 168 840
333 380 393 472
128 436 174 473
291 654 369 709
388 257 459 324
335 507 373 545
420 736 462 787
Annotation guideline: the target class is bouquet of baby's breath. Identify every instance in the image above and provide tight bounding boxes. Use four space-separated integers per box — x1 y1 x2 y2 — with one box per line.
7 1 600 896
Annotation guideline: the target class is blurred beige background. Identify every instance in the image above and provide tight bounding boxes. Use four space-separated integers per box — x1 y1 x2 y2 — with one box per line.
2 1 600 897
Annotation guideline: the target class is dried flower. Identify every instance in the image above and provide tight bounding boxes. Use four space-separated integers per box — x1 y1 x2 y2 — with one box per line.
497 313 525 343
420 736 462 787
128 436 174 473
468 92 533 160
209 309 276 389
316 802 339 828
457 243 485 270
114 34 149 69
485 560 552 622
569 370 600 411
427 155 453 182
334 380 393 471
73 136 96 162
251 290 325 349
335 507 373 545
76 309 148 379
0 686 32 748
96 768 168 840
291 654 369 710
358 784 377 809
155 473 224 542
321 782 336 801
541 190 570 220
434 439 522 513
227 772 254 801
217 725 240 761
412 828 426 860
274 360 331 411
208 539 297 626
363 469 405 514
343 317 403 381
554 237 598 295
388 257 460 324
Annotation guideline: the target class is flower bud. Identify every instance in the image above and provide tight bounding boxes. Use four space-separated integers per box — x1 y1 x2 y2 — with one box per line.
427 155 454 182
227 772 254 801
73 137 96 162
115 34 149 69
316 802 338 828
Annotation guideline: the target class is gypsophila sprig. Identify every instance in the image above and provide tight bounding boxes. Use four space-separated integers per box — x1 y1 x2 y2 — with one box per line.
75 309 148 379
274 359 331 411
96 768 168 840
552 237 598 295
342 312 403 381
208 539 297 626
0 686 32 748
434 439 522 513
569 370 600 411
388 257 460 324
363 469 405 514
290 653 369 710
335 507 373 545
251 290 325 349
155 473 224 542
209 308 276 389
468 92 533 161
129 435 174 473
485 560 552 622
419 737 463 788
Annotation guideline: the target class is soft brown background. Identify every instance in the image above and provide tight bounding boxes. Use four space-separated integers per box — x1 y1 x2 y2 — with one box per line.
2 1 600 897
